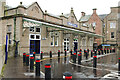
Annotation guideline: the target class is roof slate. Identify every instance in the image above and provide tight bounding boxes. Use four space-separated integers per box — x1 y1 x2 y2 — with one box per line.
79 15 91 22
98 14 108 20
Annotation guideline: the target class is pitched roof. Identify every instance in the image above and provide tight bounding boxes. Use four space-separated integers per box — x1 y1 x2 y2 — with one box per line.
47 13 61 19
79 15 91 22
62 13 70 18
98 14 108 21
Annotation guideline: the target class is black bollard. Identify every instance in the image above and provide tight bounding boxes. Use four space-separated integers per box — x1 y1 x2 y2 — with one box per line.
91 50 93 57
93 54 97 68
58 50 60 58
76 49 78 55
98 49 100 55
30 56 34 72
110 48 112 53
23 53 26 63
35 59 40 76
70 49 72 56
107 48 109 54
73 53 76 63
85 50 88 60
65 50 67 57
41 51 43 59
118 58 120 74
78 52 82 64
101 49 103 55
104 48 106 54
26 54 29 66
87 49 89 55
45 64 51 79
63 72 72 80
50 51 52 58
33 52 36 61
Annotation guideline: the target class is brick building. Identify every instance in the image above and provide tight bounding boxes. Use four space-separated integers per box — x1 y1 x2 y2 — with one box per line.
79 9 107 48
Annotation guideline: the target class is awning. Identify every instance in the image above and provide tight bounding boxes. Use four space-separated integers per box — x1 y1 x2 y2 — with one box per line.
22 18 104 38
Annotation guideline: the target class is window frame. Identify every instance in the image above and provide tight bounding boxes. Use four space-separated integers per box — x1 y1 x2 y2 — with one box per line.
111 32 114 39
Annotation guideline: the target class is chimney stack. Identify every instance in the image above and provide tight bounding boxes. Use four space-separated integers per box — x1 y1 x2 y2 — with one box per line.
81 12 85 16
0 0 6 17
93 8 97 14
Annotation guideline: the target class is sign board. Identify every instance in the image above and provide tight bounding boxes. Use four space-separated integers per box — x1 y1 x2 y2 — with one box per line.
67 22 78 28
102 44 110 46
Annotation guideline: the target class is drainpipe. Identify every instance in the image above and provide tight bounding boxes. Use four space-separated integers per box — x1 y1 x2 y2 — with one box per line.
14 17 16 44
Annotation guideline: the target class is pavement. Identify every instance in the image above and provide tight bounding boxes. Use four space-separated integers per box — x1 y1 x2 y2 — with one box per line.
1 52 118 79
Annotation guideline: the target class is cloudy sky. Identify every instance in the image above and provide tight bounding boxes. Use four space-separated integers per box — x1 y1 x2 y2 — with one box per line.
6 0 120 20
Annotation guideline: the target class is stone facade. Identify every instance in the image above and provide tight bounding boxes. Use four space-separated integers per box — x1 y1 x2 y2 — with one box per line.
0 1 103 58
104 7 118 48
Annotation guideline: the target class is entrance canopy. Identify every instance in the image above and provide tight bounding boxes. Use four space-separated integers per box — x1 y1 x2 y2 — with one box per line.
22 18 104 38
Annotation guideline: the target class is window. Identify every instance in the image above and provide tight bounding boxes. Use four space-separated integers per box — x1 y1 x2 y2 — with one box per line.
8 34 12 44
64 38 69 51
30 27 35 32
29 34 41 40
30 35 35 39
110 22 116 28
82 39 86 46
51 37 54 46
92 22 96 27
55 37 58 46
7 25 12 32
90 39 93 46
36 27 41 33
111 32 114 39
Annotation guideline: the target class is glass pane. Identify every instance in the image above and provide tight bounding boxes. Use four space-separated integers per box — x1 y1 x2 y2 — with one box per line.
30 27 34 32
36 35 40 39
36 27 40 32
31 35 34 39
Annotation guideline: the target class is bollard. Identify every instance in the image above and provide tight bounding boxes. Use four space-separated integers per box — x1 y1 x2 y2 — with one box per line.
93 54 97 68
58 50 60 58
63 72 72 80
104 48 106 54
110 48 112 53
45 64 51 79
118 58 120 74
26 54 29 66
87 49 89 55
35 59 40 76
73 53 76 63
30 56 34 72
98 49 100 55
70 49 72 56
50 51 52 58
23 53 26 63
85 50 88 60
78 52 82 64
33 52 36 61
101 49 103 55
107 48 109 54
41 51 43 59
76 49 78 55
113 48 115 53
80 49 82 52
91 50 93 57
65 50 67 57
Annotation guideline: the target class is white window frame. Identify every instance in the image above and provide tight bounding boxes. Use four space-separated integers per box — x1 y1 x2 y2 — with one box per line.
64 38 69 51
35 27 41 33
90 39 93 46
55 37 58 46
111 32 114 39
110 22 116 28
51 37 54 46
29 34 41 40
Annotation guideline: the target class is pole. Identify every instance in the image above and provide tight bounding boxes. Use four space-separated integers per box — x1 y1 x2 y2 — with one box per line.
50 51 52 59
45 63 51 80
58 50 60 58
41 51 43 59
23 53 26 63
63 72 72 80
65 50 67 57
78 52 82 64
30 56 34 72
35 59 40 76
26 54 29 66
73 53 76 63
93 54 97 68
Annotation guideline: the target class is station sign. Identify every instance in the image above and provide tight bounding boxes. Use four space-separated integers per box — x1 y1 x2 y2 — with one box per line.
102 44 110 46
67 22 78 28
